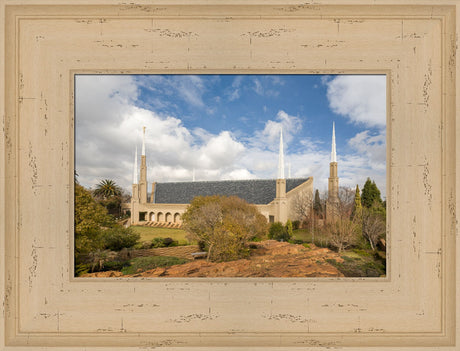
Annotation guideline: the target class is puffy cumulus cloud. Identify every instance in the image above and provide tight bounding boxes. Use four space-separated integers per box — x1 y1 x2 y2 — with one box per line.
325 75 386 128
197 131 245 169
226 169 257 180
75 76 251 191
252 110 303 151
348 130 386 172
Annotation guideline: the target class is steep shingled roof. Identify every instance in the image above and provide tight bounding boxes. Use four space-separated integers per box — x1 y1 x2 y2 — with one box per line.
153 178 310 205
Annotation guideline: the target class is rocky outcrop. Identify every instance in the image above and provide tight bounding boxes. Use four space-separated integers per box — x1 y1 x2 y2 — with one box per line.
84 241 344 278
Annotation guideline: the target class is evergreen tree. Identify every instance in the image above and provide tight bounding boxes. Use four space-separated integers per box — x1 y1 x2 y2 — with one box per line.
361 178 383 208
93 179 122 199
313 189 323 217
351 184 363 220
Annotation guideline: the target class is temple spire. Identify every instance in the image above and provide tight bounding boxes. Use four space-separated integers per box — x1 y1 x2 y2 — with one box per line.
133 146 138 184
278 126 285 179
331 122 337 163
141 126 146 156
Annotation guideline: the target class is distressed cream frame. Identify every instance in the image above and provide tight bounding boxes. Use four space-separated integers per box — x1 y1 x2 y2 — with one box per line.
0 1 459 349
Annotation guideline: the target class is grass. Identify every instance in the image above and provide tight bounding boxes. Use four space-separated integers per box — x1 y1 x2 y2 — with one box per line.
130 226 189 243
121 256 189 275
292 228 329 248
327 250 386 277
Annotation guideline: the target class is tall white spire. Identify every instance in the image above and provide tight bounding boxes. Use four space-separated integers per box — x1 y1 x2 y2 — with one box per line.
331 122 337 163
133 146 138 184
141 126 146 156
278 126 285 179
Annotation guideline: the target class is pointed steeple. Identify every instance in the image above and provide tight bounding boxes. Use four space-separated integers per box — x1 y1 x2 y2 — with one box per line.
331 122 337 163
133 146 138 184
141 126 146 156
278 126 285 179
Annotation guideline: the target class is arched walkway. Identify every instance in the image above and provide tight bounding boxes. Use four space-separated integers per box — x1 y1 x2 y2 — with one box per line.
174 213 181 223
157 212 163 222
149 212 155 221
165 212 172 222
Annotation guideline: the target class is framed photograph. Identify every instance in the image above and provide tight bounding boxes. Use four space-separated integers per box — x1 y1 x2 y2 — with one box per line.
1 1 458 349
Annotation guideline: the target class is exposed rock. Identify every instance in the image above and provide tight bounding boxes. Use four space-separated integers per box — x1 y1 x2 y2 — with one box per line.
82 240 344 278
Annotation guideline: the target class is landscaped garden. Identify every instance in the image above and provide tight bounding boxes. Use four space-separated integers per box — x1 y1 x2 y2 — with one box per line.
75 179 386 278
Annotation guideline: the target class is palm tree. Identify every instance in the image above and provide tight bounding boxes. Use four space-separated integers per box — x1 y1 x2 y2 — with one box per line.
93 179 122 199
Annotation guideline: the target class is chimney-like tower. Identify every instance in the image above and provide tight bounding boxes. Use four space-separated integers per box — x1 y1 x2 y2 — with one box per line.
139 126 148 204
275 126 287 223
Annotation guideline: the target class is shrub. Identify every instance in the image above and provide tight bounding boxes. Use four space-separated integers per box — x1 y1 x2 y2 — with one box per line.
101 225 140 251
292 220 301 230
121 256 189 275
75 263 90 276
286 219 294 238
102 260 130 271
162 237 178 247
152 237 165 248
268 222 291 242
198 240 206 251
182 195 268 262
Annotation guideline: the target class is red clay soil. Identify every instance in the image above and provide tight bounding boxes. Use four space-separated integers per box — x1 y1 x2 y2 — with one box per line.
84 240 344 278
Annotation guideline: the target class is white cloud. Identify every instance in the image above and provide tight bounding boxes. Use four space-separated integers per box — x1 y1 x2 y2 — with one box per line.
253 78 263 95
197 131 245 169
135 75 207 108
252 110 303 151
348 130 386 172
325 75 386 128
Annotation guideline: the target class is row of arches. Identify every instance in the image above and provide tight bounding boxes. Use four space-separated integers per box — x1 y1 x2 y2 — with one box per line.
149 211 182 223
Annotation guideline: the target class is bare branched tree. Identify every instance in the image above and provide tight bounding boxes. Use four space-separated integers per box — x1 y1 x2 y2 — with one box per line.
361 208 386 251
293 190 313 224
325 186 361 252
326 217 360 253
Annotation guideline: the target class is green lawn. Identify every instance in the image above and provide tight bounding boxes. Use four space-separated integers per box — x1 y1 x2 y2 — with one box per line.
130 226 189 243
292 228 329 247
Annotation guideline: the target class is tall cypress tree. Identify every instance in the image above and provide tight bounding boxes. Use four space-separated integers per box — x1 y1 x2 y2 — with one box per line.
361 178 383 208
351 184 363 220
313 189 322 217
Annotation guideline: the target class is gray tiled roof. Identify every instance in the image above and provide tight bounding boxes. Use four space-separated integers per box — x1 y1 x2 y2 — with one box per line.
153 178 310 205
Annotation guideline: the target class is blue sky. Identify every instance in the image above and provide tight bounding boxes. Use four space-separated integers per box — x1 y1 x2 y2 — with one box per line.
75 74 386 197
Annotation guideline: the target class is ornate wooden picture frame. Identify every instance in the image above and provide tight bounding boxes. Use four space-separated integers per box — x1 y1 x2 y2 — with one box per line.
1 1 458 349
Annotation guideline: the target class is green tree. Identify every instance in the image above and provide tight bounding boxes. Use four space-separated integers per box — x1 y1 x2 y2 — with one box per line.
361 178 383 208
351 184 363 220
93 179 124 217
182 195 268 262
286 219 293 238
313 189 323 218
93 179 122 199
101 226 140 251
268 222 291 242
74 183 139 275
74 183 113 264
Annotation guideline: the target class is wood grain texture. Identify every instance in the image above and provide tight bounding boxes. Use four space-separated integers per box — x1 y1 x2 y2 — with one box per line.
0 1 458 349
